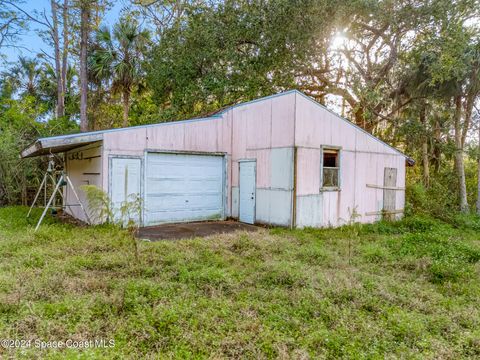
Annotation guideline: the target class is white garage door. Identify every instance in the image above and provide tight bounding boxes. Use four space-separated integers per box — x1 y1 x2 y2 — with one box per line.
145 153 225 226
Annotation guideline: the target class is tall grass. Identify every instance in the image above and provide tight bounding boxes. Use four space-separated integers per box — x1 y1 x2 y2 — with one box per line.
0 207 479 358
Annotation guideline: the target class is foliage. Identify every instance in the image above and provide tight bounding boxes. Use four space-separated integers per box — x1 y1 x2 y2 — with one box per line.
0 91 78 205
80 184 142 230
89 16 150 126
80 184 113 224
147 0 336 117
406 157 480 219
1 207 480 358
118 192 143 230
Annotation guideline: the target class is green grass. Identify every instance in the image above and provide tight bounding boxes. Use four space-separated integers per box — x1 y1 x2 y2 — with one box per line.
1 207 480 359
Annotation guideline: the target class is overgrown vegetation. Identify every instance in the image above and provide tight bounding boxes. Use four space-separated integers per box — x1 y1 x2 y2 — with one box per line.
1 207 479 358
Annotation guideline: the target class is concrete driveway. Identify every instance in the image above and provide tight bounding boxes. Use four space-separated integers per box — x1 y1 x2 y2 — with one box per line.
136 220 260 241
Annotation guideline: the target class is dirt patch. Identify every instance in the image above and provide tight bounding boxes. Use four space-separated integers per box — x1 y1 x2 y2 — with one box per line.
51 209 88 227
136 220 261 241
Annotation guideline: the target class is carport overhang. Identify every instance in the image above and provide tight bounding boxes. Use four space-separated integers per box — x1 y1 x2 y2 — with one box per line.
21 133 103 158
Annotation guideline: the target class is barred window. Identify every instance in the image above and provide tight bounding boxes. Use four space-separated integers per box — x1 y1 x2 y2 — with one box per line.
322 149 340 188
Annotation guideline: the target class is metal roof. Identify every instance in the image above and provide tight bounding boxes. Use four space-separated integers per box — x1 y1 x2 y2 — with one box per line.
20 90 414 165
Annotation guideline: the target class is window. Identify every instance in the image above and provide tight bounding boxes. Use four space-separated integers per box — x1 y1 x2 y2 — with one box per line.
322 148 340 189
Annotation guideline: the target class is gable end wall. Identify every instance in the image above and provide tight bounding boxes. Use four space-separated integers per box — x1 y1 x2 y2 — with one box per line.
294 92 406 227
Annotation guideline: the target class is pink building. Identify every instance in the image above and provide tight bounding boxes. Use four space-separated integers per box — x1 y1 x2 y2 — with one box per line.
22 90 413 228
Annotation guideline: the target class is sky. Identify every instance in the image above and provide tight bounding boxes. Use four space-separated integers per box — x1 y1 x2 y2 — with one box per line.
0 0 126 70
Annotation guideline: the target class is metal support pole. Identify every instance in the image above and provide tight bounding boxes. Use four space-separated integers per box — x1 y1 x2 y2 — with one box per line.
27 172 48 218
66 175 91 224
44 173 47 207
35 174 64 232
49 174 64 201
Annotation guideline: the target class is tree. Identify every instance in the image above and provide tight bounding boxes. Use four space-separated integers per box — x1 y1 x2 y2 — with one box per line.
79 0 90 131
296 0 461 133
90 17 150 127
69 0 110 130
0 1 25 54
51 0 64 118
61 0 69 112
476 105 480 215
417 29 480 212
133 0 186 35
4 1 61 114
3 0 72 119
147 0 336 117
3 56 42 97
50 0 71 118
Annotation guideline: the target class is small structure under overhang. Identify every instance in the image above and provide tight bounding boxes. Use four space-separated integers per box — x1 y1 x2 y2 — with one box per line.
22 131 105 223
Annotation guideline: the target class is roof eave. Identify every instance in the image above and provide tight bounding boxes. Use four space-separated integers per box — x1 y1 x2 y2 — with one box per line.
21 141 42 158
20 133 104 158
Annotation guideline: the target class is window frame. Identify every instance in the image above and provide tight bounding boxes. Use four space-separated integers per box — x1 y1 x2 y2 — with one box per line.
320 145 342 191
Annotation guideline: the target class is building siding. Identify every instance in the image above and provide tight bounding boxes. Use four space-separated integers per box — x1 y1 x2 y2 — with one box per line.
294 92 406 227
99 92 296 227
59 90 406 229
65 142 103 223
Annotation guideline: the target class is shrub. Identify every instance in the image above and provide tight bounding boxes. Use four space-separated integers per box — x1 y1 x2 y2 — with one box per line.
81 185 114 223
389 230 480 283
450 213 480 231
361 215 439 235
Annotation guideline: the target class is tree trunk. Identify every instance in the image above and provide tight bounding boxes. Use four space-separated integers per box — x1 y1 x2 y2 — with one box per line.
420 102 429 187
477 120 480 214
122 89 130 128
354 106 365 128
453 95 469 213
51 0 65 118
61 0 69 105
79 1 89 132
432 118 442 173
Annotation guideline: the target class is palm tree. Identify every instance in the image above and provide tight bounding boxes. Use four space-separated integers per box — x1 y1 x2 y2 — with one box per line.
89 18 150 127
38 62 78 116
3 56 42 98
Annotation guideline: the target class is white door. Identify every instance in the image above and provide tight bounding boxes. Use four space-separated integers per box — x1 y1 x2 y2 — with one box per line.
145 153 224 226
110 158 142 225
239 161 256 224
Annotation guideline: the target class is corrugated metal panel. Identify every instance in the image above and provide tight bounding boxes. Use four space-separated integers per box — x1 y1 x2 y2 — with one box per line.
255 188 292 226
104 128 148 152
147 123 186 150
322 191 339 227
296 148 320 196
271 96 295 147
145 153 225 225
294 91 409 158
337 151 356 223
184 121 221 152
231 186 239 218
246 102 272 149
232 107 249 160
245 149 270 188
296 195 323 228
270 147 294 190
